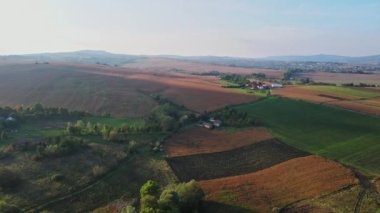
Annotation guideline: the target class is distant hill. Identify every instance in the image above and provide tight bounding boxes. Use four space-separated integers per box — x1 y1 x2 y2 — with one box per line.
262 54 380 64
0 50 143 66
1 50 380 66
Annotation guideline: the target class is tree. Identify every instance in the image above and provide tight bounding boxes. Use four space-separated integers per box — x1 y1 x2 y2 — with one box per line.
140 180 160 197
0 131 7 141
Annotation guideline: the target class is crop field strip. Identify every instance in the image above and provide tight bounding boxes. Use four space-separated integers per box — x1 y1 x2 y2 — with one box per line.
199 155 358 213
165 127 273 157
166 139 309 181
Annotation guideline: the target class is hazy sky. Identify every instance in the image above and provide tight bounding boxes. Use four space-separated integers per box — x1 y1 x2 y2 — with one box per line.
0 0 379 57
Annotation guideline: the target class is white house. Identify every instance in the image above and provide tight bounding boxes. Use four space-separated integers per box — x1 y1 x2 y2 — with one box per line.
6 116 16 122
271 83 283 88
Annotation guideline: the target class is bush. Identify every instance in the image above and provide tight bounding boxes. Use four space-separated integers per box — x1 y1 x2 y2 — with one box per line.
92 165 108 177
0 200 20 213
0 169 22 192
38 136 87 158
50 174 64 182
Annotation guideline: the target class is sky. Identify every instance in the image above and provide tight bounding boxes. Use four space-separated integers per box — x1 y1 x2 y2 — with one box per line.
0 0 379 57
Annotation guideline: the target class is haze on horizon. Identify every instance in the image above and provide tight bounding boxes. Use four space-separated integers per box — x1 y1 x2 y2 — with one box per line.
0 0 379 58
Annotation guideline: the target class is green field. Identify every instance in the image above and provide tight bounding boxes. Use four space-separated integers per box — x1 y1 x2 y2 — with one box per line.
304 85 379 99
235 97 380 176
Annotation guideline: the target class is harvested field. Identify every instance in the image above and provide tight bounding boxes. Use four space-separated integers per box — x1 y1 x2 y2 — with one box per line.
0 63 157 117
272 85 380 116
166 127 273 157
88 70 261 112
200 156 358 213
123 57 284 79
166 139 308 181
0 62 261 115
299 71 380 85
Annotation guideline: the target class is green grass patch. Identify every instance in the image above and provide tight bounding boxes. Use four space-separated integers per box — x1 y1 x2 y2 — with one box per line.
304 85 379 99
235 96 380 176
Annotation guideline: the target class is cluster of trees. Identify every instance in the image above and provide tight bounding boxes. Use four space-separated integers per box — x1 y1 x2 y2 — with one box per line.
221 73 267 87
146 102 196 132
65 120 132 142
0 104 88 120
35 136 87 159
192 70 221 76
220 74 249 86
342 82 378 87
251 73 266 80
127 180 204 213
212 106 257 127
283 68 303 80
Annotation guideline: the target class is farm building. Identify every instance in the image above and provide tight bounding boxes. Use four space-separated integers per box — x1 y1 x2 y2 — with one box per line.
271 83 283 88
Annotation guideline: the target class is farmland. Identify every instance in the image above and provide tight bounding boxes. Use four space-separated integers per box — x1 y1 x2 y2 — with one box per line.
165 127 272 157
166 139 308 181
235 96 380 176
200 156 357 212
272 85 380 116
123 57 284 79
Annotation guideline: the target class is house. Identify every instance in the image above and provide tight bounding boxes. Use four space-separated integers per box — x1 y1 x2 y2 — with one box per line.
6 116 16 122
271 83 283 88
212 120 222 127
202 122 214 129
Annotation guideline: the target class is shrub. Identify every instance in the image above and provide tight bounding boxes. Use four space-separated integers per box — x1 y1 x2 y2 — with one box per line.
92 165 108 177
50 174 64 182
0 200 20 213
0 169 22 192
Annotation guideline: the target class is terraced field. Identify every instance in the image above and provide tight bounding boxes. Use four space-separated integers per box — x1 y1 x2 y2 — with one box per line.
166 127 272 157
166 139 308 181
200 156 357 212
235 97 380 176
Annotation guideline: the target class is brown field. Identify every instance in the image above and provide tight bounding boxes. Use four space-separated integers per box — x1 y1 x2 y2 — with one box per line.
123 57 284 79
87 69 261 112
272 86 380 116
299 71 380 85
199 156 357 213
166 127 272 157
0 62 261 116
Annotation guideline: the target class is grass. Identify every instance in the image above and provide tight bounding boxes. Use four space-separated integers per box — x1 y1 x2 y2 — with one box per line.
304 85 379 99
235 96 380 176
